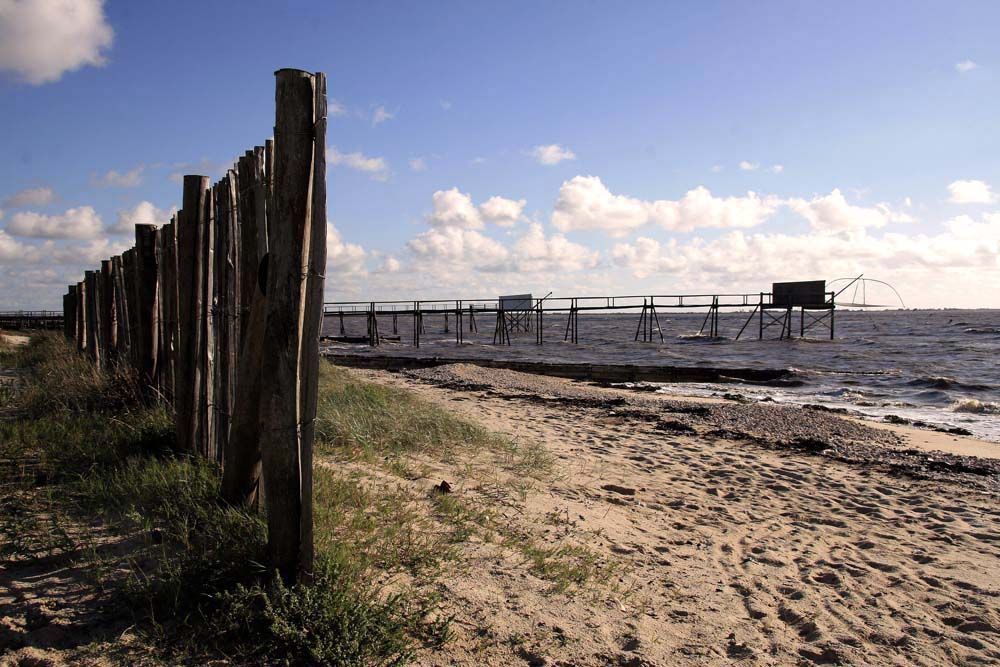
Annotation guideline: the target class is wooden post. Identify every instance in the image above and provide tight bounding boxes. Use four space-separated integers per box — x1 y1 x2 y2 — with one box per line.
159 222 178 402
258 69 325 583
84 270 101 365
111 256 131 362
177 177 210 454
63 286 76 340
200 186 217 459
100 260 114 362
123 248 140 369
134 224 159 388
223 149 269 507
76 280 86 351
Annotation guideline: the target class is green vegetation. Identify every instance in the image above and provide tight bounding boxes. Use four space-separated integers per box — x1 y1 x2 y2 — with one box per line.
0 334 610 665
0 334 443 665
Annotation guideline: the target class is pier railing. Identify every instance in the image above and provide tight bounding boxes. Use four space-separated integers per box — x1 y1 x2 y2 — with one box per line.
323 290 836 347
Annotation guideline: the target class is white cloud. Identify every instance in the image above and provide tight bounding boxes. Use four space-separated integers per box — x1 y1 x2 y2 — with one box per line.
0 0 113 85
51 237 130 265
409 157 427 172
372 105 394 126
375 256 401 273
479 196 526 228
2 186 55 208
787 188 912 235
955 60 978 73
427 189 527 230
327 223 366 276
711 165 723 173
470 157 486 165
0 230 41 263
439 100 452 111
407 226 510 270
738 160 759 171
611 212 1000 286
91 164 144 188
330 98 347 116
947 179 995 204
770 164 784 174
327 147 388 181
551 176 778 236
112 201 174 234
513 223 598 273
531 144 576 166
7 205 102 239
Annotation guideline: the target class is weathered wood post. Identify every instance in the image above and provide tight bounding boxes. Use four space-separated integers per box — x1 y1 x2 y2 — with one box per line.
111 256 130 362
223 149 269 507
63 285 79 340
177 177 210 453
76 280 86 351
84 270 101 366
135 224 159 388
123 248 140 368
199 187 217 459
258 69 326 583
100 260 114 361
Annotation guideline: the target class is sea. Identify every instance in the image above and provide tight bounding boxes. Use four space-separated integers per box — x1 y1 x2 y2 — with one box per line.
322 308 1000 444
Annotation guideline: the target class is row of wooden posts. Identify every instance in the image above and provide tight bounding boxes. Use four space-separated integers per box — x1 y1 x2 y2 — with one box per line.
59 69 327 583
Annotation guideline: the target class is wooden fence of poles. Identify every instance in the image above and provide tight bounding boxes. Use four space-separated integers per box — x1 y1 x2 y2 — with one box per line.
58 69 327 584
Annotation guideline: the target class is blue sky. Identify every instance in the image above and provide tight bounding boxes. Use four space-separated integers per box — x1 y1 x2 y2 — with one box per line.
1 0 998 309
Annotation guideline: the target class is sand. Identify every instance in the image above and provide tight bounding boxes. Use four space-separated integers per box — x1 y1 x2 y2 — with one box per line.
350 363 1000 667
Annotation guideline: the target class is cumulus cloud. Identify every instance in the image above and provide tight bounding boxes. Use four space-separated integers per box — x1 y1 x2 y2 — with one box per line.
551 176 778 236
479 196 526 228
327 223 366 276
513 223 598 273
409 157 427 172
52 237 130 265
738 161 759 171
327 147 388 181
91 165 144 188
0 230 41 263
787 188 912 235
611 211 1000 286
770 164 784 174
955 60 978 73
375 255 401 273
6 205 102 239
0 0 114 85
111 201 174 234
3 186 56 208
531 144 576 165
427 188 526 230
947 179 995 204
371 105 394 126
407 226 510 270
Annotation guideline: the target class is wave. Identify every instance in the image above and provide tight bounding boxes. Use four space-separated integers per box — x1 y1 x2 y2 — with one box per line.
907 376 994 391
964 327 1000 335
949 399 1000 415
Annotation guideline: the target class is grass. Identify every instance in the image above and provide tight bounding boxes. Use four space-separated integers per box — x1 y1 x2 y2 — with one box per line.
1 333 607 664
0 334 445 665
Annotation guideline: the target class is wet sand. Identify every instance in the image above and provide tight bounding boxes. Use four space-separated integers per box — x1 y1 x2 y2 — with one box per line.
347 362 1000 666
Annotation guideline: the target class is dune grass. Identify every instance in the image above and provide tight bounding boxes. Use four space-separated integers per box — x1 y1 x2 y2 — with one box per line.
0 334 445 665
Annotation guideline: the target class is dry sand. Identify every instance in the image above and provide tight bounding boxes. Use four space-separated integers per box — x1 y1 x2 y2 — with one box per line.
351 363 1000 667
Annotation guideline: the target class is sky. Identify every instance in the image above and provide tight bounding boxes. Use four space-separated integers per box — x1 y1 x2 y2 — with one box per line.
1 0 998 310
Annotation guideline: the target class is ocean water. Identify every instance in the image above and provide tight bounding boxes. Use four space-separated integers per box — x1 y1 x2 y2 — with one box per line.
322 308 1000 443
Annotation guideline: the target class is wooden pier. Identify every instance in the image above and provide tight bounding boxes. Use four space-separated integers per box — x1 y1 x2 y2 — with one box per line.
0 310 64 331
323 284 837 348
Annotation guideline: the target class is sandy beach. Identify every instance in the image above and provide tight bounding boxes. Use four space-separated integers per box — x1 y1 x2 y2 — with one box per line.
342 362 1000 666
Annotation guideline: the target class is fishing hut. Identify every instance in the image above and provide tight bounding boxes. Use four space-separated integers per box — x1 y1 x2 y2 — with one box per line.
323 280 839 348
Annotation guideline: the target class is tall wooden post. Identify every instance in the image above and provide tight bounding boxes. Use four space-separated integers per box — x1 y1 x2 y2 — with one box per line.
100 260 114 362
199 187 217 459
135 224 159 387
177 177 210 454
84 270 100 365
258 69 326 583
111 256 130 362
76 280 86 351
63 286 77 340
224 149 269 508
